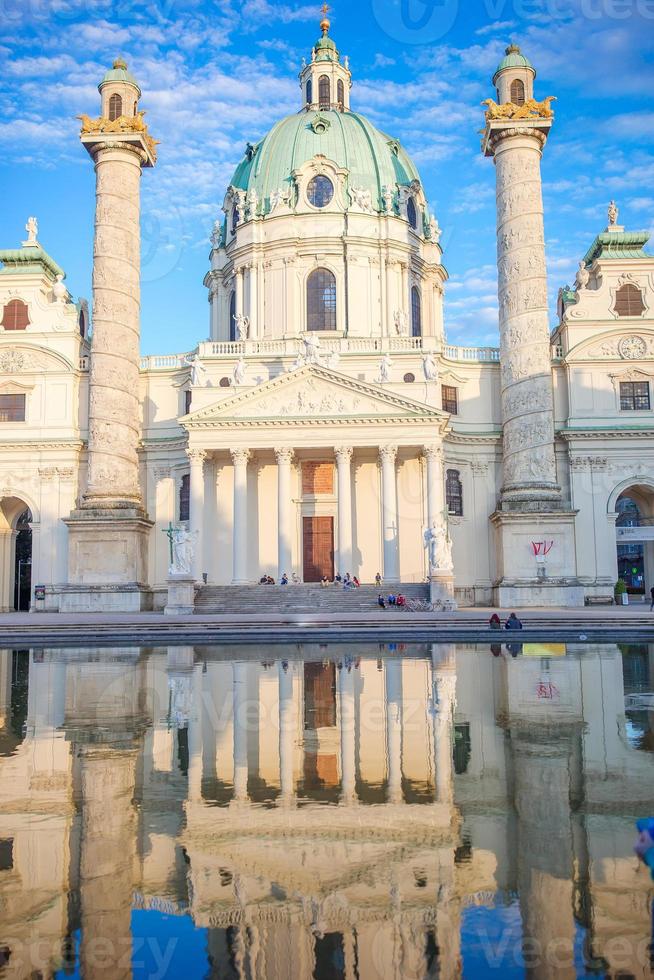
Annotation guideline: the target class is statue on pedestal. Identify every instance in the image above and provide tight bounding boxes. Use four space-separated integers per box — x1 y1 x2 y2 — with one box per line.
168 525 197 577
423 521 453 572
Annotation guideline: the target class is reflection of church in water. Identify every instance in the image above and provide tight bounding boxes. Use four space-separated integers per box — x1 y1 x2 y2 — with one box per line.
1 644 653 977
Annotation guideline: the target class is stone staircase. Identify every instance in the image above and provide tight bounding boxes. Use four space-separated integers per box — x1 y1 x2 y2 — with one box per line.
195 582 430 615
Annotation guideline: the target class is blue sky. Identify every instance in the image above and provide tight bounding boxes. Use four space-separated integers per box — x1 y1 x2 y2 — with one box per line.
1 0 653 355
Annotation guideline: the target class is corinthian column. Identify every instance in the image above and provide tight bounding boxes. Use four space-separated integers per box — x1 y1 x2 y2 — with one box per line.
335 446 353 577
62 62 157 610
485 108 559 507
379 445 399 583
274 448 294 579
187 450 206 582
231 449 250 584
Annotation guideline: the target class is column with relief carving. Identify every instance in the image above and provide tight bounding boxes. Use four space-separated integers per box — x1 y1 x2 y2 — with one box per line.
231 449 250 584
274 448 294 579
187 449 206 582
482 47 581 606
62 60 157 611
379 445 399 583
335 446 353 577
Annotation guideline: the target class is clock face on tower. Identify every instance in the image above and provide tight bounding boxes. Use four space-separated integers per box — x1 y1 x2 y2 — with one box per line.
618 336 647 360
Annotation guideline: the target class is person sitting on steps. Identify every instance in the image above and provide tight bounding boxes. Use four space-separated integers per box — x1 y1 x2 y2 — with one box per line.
281 573 288 586
378 594 386 609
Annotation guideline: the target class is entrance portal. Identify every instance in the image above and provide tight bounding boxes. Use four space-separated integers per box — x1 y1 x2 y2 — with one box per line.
615 487 654 596
302 516 334 582
14 510 32 611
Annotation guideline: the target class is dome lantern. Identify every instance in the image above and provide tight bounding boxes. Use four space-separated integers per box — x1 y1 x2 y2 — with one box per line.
299 5 352 112
98 57 141 121
492 43 536 106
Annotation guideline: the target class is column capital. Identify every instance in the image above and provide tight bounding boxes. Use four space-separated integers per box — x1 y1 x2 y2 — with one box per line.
153 466 172 482
379 445 398 465
274 447 295 465
230 448 251 466
422 443 443 462
186 449 207 466
334 446 353 465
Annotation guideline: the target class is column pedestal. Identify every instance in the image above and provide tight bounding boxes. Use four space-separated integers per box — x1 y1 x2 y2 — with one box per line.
429 570 457 609
60 511 153 612
164 574 196 616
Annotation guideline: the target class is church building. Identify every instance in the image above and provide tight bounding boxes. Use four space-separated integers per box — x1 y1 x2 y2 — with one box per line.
0 20 653 612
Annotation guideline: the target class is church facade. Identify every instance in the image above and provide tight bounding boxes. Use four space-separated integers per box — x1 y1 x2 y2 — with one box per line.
1 23 653 612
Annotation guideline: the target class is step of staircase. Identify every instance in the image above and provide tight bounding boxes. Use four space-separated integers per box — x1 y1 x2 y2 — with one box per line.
195 583 430 614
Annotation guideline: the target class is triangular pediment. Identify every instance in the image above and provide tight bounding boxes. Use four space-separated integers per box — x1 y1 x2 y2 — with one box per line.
182 365 447 427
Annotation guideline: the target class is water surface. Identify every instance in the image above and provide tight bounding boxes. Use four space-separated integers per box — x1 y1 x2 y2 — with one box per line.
0 642 652 978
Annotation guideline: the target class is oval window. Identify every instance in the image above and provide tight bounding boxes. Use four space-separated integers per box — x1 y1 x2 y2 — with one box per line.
307 175 334 208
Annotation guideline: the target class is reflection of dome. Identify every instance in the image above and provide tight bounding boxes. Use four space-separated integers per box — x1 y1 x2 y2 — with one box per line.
230 110 423 215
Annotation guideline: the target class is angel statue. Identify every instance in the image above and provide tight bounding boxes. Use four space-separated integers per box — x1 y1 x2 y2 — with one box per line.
608 200 619 226
186 353 208 387
377 352 393 384
232 357 246 386
393 309 408 336
234 313 249 341
423 521 453 572
422 350 438 381
24 216 38 244
170 525 197 577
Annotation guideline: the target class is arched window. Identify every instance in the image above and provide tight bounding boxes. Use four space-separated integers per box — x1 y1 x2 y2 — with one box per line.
510 79 525 106
78 309 86 338
446 469 463 516
407 197 418 230
179 474 190 522
337 79 345 107
307 268 337 331
319 75 330 109
306 79 313 105
615 283 645 317
231 205 239 235
1 300 29 331
229 291 236 342
411 286 422 338
108 93 122 121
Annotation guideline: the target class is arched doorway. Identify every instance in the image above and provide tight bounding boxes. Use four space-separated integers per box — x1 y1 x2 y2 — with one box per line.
615 485 654 596
0 498 33 612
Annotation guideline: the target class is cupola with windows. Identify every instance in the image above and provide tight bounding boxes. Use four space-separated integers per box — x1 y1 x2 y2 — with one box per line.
492 43 535 106
99 57 141 121
299 5 352 112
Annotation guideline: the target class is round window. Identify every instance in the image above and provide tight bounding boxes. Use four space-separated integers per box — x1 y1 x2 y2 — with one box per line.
308 175 334 208
219 377 231 388
403 372 415 383
407 197 418 230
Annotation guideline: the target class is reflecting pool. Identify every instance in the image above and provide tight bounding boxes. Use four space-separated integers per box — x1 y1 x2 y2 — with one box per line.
0 642 653 978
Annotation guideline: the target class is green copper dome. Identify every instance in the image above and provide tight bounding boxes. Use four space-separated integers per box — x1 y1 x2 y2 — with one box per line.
492 44 535 83
99 58 141 94
230 109 423 217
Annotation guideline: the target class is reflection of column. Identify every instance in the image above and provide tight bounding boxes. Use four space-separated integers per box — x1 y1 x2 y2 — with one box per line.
385 660 403 803
233 662 248 801
335 447 353 577
510 724 577 980
433 668 456 805
278 662 294 802
275 448 294 579
339 663 356 803
187 663 203 802
231 449 250 584
78 745 138 980
379 445 400 583
0 650 11 727
187 449 206 581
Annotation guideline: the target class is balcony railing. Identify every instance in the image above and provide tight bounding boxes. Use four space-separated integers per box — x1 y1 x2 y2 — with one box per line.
442 345 499 363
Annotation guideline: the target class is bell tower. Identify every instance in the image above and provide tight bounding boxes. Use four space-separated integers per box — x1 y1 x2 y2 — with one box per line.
61 59 158 612
299 5 352 111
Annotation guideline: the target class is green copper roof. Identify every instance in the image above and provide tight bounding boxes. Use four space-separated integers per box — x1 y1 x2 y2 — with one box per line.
0 246 64 281
584 231 650 264
230 109 422 215
493 44 535 83
99 58 141 94
315 35 337 58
